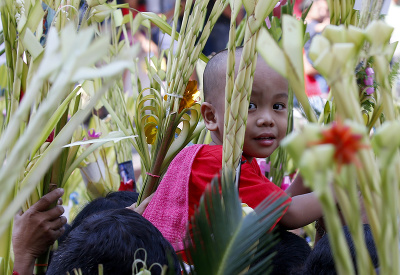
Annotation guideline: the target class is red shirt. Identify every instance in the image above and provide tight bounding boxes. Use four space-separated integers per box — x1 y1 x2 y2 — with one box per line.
178 145 291 263
188 145 291 218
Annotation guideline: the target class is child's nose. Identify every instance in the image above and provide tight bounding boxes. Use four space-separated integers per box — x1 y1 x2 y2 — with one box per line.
256 112 274 127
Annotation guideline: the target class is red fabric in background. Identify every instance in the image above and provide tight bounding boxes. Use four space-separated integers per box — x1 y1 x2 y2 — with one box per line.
305 74 322 97
293 0 303 17
121 4 146 17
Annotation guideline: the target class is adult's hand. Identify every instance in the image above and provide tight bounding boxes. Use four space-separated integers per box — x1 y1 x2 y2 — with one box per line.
12 188 67 275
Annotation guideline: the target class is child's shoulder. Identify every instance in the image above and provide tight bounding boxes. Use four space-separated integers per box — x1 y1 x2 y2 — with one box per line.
171 144 222 169
190 145 223 173
196 144 223 162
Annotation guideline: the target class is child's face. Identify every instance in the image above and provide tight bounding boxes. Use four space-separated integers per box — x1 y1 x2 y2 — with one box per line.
203 59 288 162
307 0 329 22
242 61 288 161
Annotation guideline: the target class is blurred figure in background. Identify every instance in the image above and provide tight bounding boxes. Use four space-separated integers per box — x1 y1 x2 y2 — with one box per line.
303 0 330 96
202 0 244 56
147 0 180 53
386 0 400 96
297 0 330 116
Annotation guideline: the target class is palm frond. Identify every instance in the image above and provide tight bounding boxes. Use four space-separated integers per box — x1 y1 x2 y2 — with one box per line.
184 170 290 275
389 60 400 86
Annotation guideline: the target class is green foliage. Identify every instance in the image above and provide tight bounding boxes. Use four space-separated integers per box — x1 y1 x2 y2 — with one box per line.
184 170 289 275
389 60 400 87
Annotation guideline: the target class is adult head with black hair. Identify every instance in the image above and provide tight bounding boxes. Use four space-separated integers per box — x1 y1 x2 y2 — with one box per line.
269 230 312 275
66 191 138 235
251 229 311 275
299 224 378 275
47 208 180 275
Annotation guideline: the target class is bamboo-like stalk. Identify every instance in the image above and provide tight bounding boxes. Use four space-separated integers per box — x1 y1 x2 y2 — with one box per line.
319 179 355 274
137 112 177 204
358 0 384 28
296 145 356 275
317 55 385 275
306 16 400 273
0 190 15 275
222 1 238 177
167 0 228 109
223 0 281 173
135 0 228 203
9 42 23 121
333 166 375 275
0 78 123 237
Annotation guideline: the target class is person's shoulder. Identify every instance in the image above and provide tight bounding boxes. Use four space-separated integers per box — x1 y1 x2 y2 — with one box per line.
191 145 222 172
306 19 318 31
176 144 205 156
196 144 223 162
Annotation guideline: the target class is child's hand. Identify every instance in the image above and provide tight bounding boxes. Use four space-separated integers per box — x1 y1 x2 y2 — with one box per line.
126 193 154 215
12 188 67 275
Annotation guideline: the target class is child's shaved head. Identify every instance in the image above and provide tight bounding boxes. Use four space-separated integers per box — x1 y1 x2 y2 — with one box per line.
203 48 243 104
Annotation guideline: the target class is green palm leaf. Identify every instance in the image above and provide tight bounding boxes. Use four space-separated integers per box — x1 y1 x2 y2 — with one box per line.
184 171 290 275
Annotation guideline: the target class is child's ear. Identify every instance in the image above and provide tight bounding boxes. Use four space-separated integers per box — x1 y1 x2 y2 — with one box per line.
201 102 218 131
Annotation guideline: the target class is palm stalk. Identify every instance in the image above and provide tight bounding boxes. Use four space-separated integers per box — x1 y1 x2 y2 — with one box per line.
328 0 358 26
136 0 229 204
103 17 137 187
35 103 73 274
223 0 281 176
309 25 381 233
311 46 381 275
1 2 18 129
280 12 400 273
0 190 15 275
0 19 21 265
221 1 239 178
257 16 317 124
257 3 400 272
358 0 384 28
282 126 373 274
223 23 258 173
309 22 400 272
0 76 126 236
138 112 177 203
0 4 133 272
372 122 400 274
333 165 376 275
265 69 295 185
9 42 23 120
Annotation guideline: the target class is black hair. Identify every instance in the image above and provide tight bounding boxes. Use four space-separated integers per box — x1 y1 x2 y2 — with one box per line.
47 208 180 275
299 224 379 275
66 191 139 235
252 229 311 275
270 230 312 275
58 223 71 245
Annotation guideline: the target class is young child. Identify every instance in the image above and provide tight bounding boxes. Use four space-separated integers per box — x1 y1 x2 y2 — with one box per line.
143 48 323 252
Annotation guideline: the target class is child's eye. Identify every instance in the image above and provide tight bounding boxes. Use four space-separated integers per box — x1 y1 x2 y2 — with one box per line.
249 102 257 110
273 103 285 110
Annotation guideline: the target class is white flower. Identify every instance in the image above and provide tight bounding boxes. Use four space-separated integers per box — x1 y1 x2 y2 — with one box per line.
15 0 24 8
15 0 25 24
15 13 21 24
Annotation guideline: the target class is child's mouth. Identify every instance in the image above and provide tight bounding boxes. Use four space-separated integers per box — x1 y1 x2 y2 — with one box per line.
255 137 274 140
255 136 275 140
